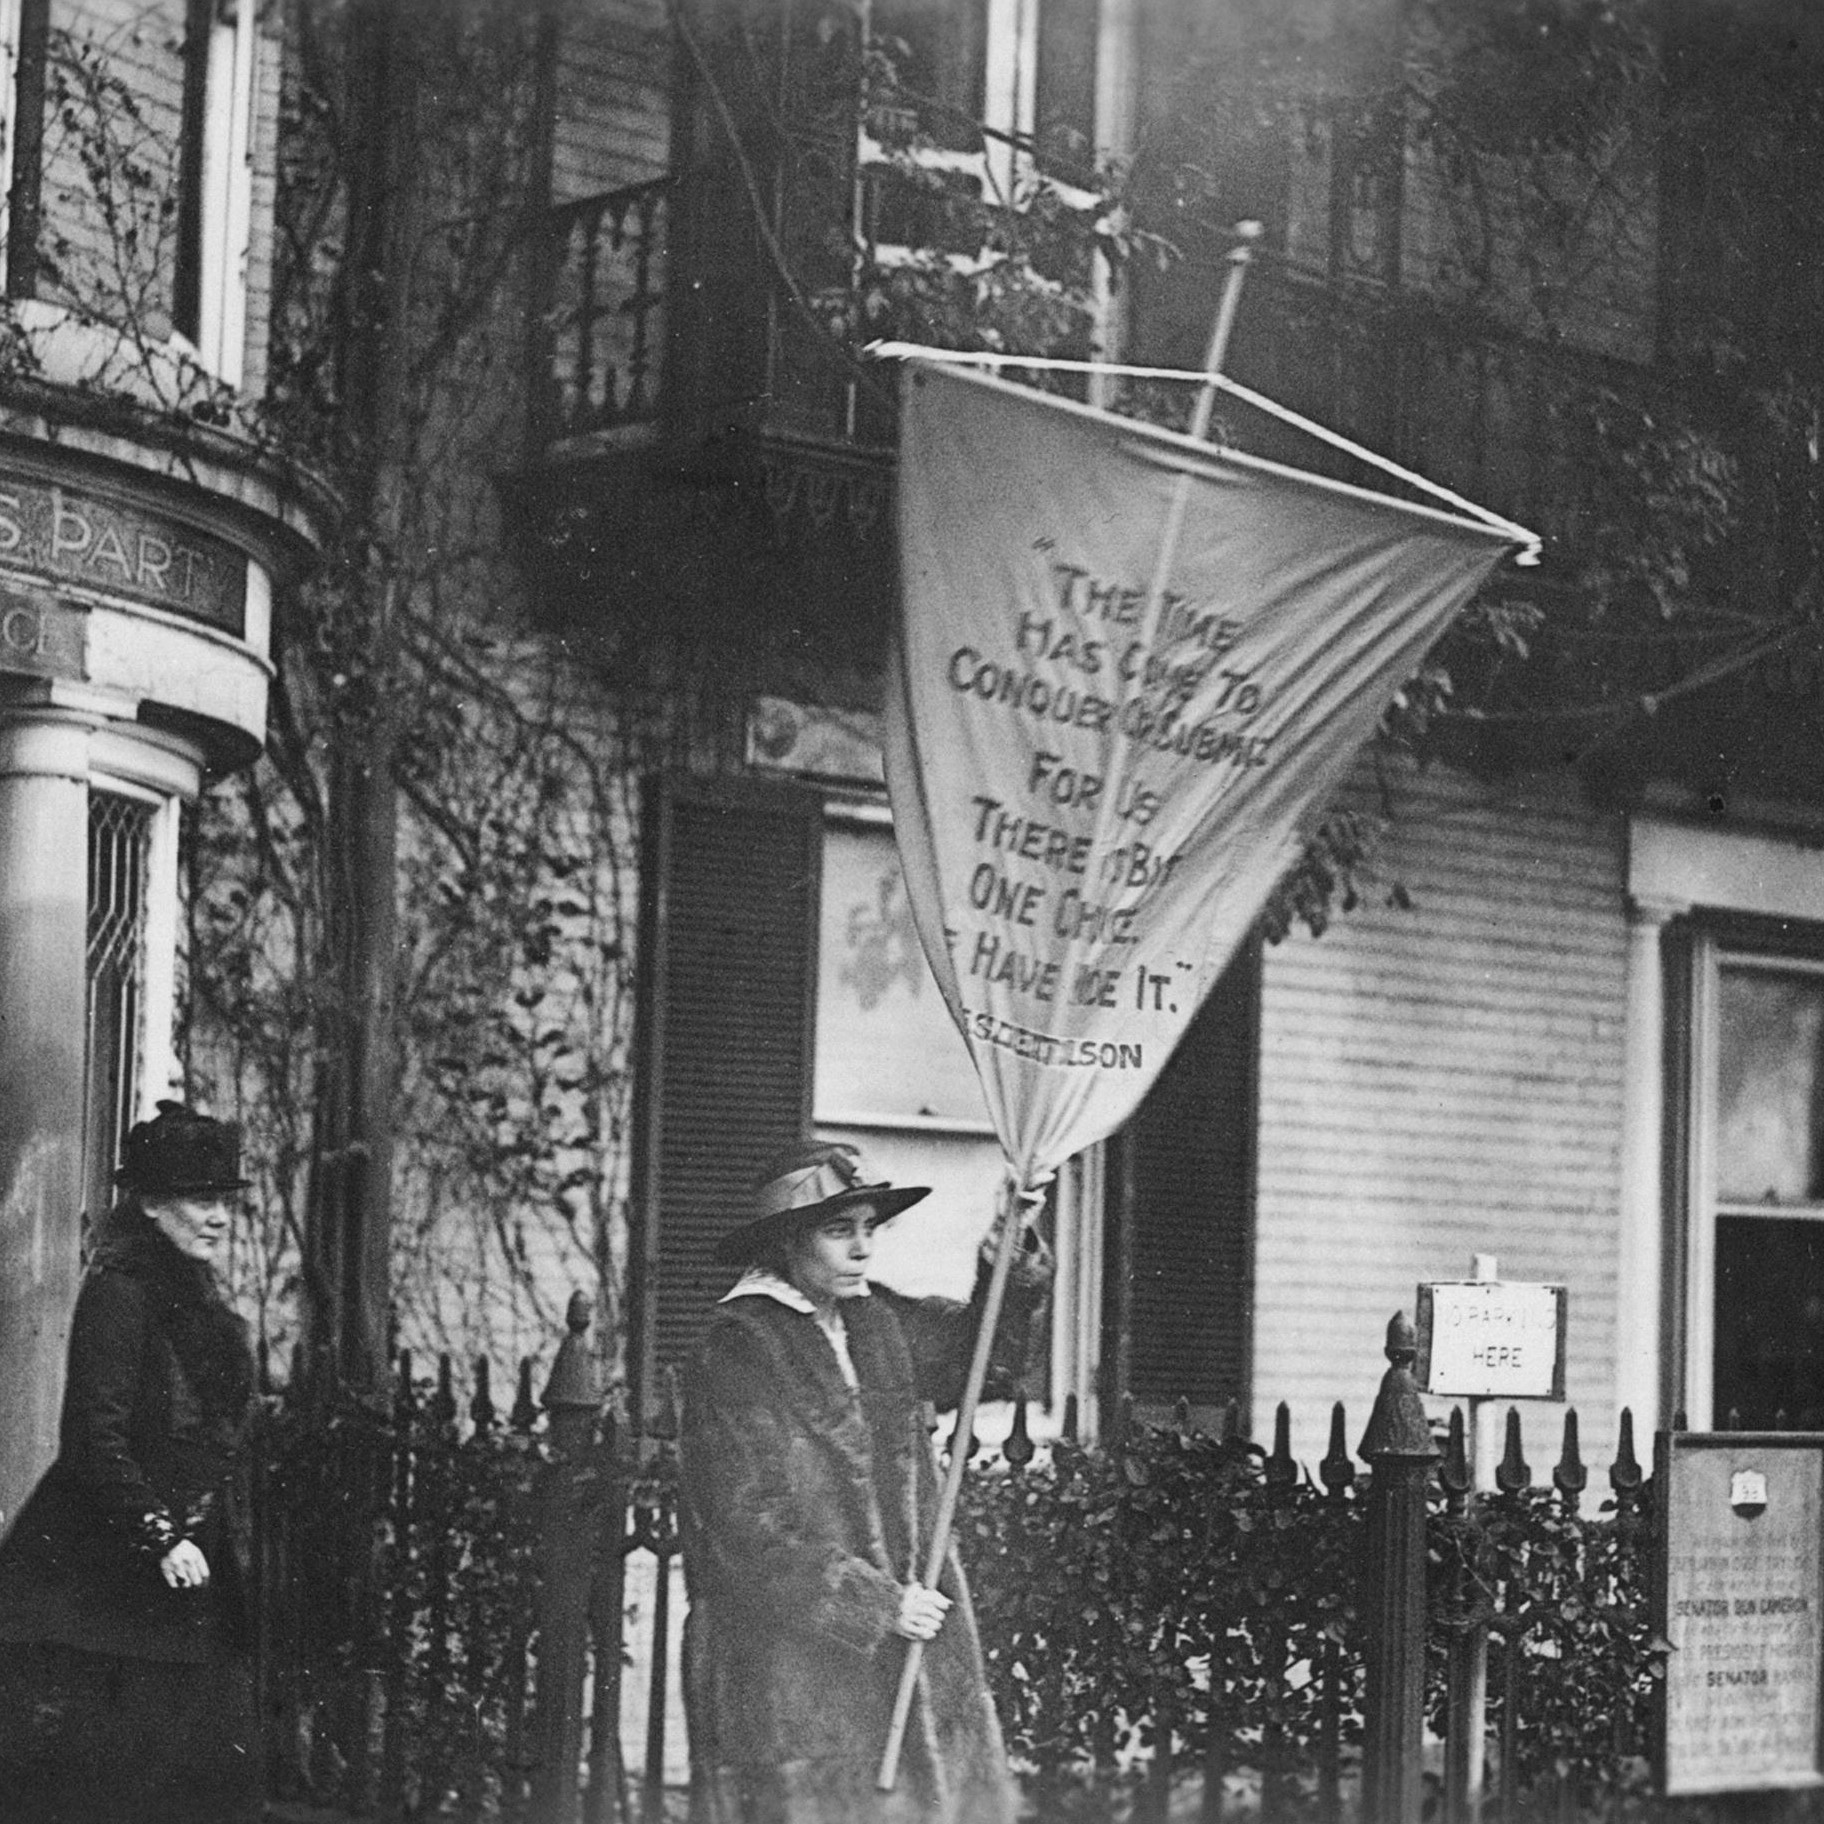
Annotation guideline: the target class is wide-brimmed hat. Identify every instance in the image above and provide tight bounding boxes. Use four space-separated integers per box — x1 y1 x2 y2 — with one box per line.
714 1141 929 1266
116 1100 250 1196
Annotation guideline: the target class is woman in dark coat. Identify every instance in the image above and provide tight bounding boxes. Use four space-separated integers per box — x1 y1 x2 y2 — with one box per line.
0 1101 261 1824
680 1140 1048 1824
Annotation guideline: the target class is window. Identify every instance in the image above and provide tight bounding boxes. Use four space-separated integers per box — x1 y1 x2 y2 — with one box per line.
1688 944 1824 1428
84 791 152 1237
814 813 1006 1299
0 0 33 295
175 0 257 381
633 773 1257 1437
0 0 20 240
864 0 1102 247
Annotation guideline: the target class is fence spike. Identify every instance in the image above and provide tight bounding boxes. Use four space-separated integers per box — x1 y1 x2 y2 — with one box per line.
1174 1395 1192 1438
1118 1392 1136 1446
1672 1407 1688 1433
1440 1406 1472 1502
543 1292 602 1419
1726 1407 1743 1431
1266 1402 1296 1488
1610 1408 1642 1492
433 1354 458 1432
1358 1313 1434 1459
511 1357 538 1433
396 1349 416 1423
1554 1408 1587 1507
257 1337 273 1397
1061 1391 1079 1444
1495 1406 1530 1494
470 1358 496 1434
1003 1397 1035 1468
1320 1402 1355 1496
1223 1397 1243 1444
647 1363 683 1442
1775 1407 1790 1431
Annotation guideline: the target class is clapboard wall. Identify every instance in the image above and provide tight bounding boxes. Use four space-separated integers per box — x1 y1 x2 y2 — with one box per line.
1254 759 1630 1469
553 0 671 202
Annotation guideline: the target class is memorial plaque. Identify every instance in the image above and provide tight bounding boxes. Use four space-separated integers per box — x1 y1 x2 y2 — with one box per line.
1656 1433 1824 1796
1415 1280 1566 1400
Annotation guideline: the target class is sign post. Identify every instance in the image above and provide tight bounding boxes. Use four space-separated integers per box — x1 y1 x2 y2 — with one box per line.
1655 1430 1824 1798
1417 1262 1566 1822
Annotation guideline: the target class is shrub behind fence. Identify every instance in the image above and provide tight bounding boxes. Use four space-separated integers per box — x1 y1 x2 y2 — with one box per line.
252 1319 1668 1822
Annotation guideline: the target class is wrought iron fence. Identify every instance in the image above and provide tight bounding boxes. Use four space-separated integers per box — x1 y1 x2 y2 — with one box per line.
254 1303 1680 1823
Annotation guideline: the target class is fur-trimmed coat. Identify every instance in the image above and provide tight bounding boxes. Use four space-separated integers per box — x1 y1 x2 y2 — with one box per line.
681 1284 1022 1824
0 1211 257 1664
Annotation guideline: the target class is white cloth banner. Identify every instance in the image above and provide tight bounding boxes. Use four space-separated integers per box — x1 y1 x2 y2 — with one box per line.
883 358 1524 1188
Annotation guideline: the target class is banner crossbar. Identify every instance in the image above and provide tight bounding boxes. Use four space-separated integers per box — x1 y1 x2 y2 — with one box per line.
865 339 1542 566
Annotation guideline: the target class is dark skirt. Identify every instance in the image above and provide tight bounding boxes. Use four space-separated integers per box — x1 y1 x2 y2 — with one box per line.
0 1640 260 1824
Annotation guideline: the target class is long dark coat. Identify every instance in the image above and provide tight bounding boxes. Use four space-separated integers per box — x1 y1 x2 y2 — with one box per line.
680 1285 1020 1824
0 1212 256 1663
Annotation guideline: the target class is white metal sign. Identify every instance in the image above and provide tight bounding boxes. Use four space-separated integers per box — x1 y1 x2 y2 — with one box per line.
1415 1280 1566 1400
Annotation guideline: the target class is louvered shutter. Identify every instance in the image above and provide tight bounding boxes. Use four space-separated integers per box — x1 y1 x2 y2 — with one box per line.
629 779 820 1412
1109 942 1259 1417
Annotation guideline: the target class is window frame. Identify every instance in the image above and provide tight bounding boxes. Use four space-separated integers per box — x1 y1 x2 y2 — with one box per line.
174 0 257 382
859 0 1109 265
1682 925 1824 1424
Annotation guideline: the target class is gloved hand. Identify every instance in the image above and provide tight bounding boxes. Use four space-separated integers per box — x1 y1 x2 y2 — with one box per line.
978 1209 1054 1294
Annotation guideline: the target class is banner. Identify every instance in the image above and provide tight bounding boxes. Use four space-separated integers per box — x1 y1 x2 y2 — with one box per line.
883 358 1524 1187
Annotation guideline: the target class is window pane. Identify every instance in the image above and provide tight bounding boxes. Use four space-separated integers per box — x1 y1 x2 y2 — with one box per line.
1714 1215 1824 1428
814 823 989 1127
84 793 151 1241
870 0 987 149
1035 0 1098 174
1716 965 1824 1205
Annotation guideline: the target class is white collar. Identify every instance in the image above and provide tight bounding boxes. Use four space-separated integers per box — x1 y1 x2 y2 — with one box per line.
719 1266 870 1313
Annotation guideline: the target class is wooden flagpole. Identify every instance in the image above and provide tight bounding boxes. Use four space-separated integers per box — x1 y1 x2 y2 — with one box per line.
876 221 1265 1794
877 1175 1028 1790
1142 219 1263 609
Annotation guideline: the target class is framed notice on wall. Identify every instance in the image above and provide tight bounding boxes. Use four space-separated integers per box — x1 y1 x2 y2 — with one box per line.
1655 1432 1824 1797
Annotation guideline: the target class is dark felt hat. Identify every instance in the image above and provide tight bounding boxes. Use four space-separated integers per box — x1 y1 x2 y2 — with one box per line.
116 1100 250 1196
714 1141 929 1266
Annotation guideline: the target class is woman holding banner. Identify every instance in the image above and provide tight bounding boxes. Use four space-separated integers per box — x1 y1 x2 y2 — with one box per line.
679 1140 1048 1823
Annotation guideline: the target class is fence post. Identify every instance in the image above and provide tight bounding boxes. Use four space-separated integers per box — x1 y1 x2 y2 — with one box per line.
1360 1312 1440 1824
529 1292 605 1824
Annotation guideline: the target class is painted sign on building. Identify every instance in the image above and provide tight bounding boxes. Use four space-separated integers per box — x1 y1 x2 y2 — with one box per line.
1656 1432 1824 1796
0 473 247 635
0 580 86 681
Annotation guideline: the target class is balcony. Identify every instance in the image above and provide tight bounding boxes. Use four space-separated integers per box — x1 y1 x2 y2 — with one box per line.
526 170 1657 543
521 168 1717 727
529 177 671 451
528 164 894 455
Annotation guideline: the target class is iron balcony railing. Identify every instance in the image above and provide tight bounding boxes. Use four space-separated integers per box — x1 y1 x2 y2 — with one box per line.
530 175 672 448
525 172 1682 565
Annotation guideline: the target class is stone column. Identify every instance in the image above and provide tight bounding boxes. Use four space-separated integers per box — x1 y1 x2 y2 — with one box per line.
1616 896 1680 1437
0 712 91 1531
